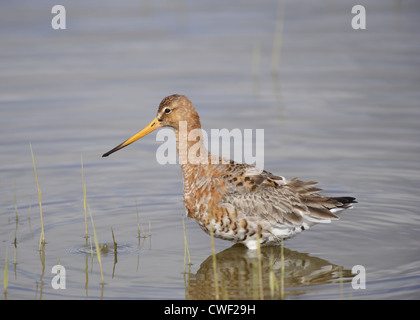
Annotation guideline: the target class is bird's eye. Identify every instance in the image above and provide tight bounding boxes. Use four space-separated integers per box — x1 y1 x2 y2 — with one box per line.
164 108 171 114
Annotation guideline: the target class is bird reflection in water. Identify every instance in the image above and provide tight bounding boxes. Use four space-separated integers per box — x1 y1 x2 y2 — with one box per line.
185 244 353 300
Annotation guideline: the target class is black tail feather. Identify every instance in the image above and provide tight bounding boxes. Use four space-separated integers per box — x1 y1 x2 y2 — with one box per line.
332 196 357 209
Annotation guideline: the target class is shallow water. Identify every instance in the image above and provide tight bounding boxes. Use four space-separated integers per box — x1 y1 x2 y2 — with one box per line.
1 0 420 300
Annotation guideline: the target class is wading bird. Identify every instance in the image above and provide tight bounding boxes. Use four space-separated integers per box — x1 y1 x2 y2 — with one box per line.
103 95 356 249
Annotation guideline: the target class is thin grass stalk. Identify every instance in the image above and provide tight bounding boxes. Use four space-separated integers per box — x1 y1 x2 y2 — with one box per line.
14 181 18 223
135 200 140 239
84 254 89 297
38 241 45 299
30 143 45 246
135 200 146 239
111 227 117 252
339 266 344 300
268 250 280 299
111 227 118 279
148 221 151 238
28 195 32 220
3 247 8 298
280 238 285 300
81 156 88 242
271 0 284 76
251 260 259 299
220 275 229 300
148 221 152 249
13 183 18 246
182 217 191 272
88 205 104 285
209 223 219 300
183 262 192 299
89 237 94 274
13 245 17 280
255 233 264 300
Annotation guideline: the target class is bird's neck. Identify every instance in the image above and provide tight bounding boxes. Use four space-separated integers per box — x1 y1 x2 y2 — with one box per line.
174 120 215 195
174 121 211 166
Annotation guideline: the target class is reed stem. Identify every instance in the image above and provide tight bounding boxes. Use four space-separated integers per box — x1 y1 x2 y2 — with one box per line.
182 217 191 272
81 156 88 242
255 233 264 300
209 223 219 300
280 238 285 300
30 143 45 246
3 247 8 298
88 205 104 285
135 200 146 239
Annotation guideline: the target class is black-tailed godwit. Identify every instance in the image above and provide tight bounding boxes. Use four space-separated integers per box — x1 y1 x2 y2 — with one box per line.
103 95 356 249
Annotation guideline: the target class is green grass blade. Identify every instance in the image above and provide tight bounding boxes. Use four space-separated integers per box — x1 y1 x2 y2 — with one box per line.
3 247 8 296
81 156 88 241
182 217 191 271
255 233 264 300
88 205 104 285
280 238 285 300
30 143 45 246
209 223 219 300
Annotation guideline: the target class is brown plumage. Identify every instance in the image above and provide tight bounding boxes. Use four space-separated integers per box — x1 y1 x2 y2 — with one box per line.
103 94 356 249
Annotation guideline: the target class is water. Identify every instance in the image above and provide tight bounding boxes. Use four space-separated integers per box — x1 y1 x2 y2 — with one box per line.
1 0 420 300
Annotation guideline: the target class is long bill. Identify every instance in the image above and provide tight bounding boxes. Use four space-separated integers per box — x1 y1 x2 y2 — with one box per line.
102 117 162 157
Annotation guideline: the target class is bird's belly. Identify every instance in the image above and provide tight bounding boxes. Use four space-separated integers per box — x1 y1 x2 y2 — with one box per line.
193 214 303 248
